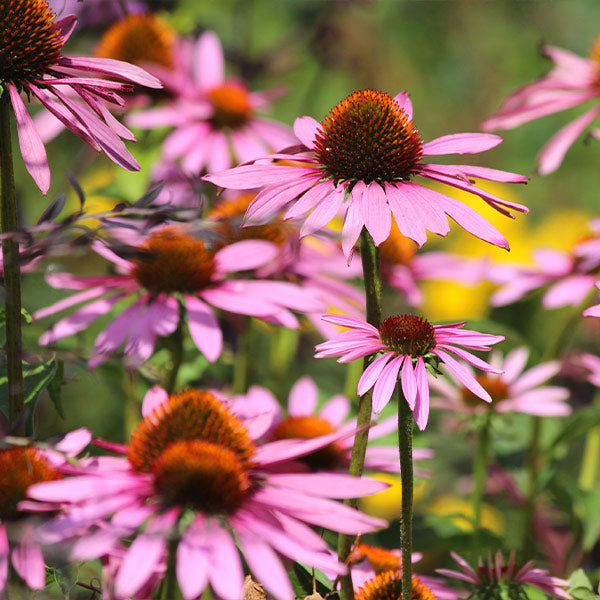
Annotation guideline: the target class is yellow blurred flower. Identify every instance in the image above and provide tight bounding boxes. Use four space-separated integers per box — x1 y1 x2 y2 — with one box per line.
427 494 503 535
358 473 427 520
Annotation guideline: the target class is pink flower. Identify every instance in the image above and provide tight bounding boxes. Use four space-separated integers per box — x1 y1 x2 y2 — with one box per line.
437 551 572 600
28 388 387 600
583 282 600 317
491 224 600 310
34 224 324 367
127 30 297 174
482 36 600 175
314 314 504 430
238 377 433 475
430 346 571 417
1 0 162 193
0 429 91 595
204 89 528 261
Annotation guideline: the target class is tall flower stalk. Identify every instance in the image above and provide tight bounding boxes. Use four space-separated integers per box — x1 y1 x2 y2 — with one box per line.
338 229 382 600
0 91 24 429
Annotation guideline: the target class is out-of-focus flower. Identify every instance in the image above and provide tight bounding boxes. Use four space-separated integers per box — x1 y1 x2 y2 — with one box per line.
127 30 296 174
48 0 147 27
34 223 324 367
358 473 428 520
0 0 162 193
483 35 600 175
426 495 503 536
0 429 91 595
239 376 433 474
430 346 571 417
28 388 387 600
315 314 504 430
437 551 572 600
205 89 529 261
583 282 600 317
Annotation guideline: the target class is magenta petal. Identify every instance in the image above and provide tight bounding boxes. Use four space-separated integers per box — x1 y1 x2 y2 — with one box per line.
372 355 404 413
393 91 413 120
8 84 50 194
341 196 364 261
214 239 278 274
54 427 92 456
384 182 429 246
267 473 388 498
53 15 77 43
288 376 318 416
194 31 224 88
284 180 336 220
422 133 502 155
413 357 430 431
177 522 209 600
300 185 345 237
185 295 222 363
207 525 245 600
293 116 320 148
435 349 492 402
0 528 9 592
58 56 162 88
357 352 394 396
205 164 316 189
142 385 169 417
401 355 417 410
362 182 392 246
11 526 45 590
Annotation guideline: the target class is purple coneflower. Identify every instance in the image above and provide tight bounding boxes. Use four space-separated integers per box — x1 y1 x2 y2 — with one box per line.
1 0 162 193
28 388 387 600
205 89 528 261
483 35 600 174
315 314 504 430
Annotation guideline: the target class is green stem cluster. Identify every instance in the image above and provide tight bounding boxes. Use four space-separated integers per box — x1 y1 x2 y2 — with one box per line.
0 91 24 431
337 229 382 600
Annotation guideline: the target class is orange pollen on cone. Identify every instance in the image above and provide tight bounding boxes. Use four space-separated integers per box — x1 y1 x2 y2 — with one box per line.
95 13 175 70
313 89 423 185
0 0 64 85
127 389 256 474
0 447 62 520
355 572 437 600
589 34 600 67
152 439 252 513
379 315 435 356
208 194 295 247
351 544 402 573
462 375 508 406
379 221 417 266
208 82 253 128
130 227 217 294
270 415 345 471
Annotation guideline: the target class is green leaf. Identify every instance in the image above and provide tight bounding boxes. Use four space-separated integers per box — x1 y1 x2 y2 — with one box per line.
570 588 600 600
288 563 334 598
0 357 57 419
546 405 600 453
568 569 593 591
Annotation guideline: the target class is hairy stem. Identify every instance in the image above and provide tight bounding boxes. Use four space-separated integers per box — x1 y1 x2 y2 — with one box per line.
472 413 491 559
0 91 24 431
338 229 382 600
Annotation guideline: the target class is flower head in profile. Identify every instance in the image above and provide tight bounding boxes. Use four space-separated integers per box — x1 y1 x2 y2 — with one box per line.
205 89 528 261
315 314 504 430
34 223 323 367
483 35 600 175
240 377 433 474
127 30 297 174
0 429 91 595
437 551 571 600
0 0 162 193
28 388 387 600
430 346 571 417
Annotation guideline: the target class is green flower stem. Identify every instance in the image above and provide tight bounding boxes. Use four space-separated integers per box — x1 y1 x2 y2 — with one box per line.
579 390 600 490
270 326 299 399
398 387 414 600
158 537 179 600
233 316 253 394
164 309 184 395
472 413 491 559
0 91 24 431
337 229 382 600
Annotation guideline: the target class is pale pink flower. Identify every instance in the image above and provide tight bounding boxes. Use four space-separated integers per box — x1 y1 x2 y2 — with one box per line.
127 30 296 174
34 223 323 367
204 89 528 261
0 428 91 595
430 346 571 417
314 314 504 430
483 36 600 175
28 388 387 600
437 551 572 600
1 0 162 193
238 377 433 475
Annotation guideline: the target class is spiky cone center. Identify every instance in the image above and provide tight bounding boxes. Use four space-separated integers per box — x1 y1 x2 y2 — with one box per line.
130 227 217 294
0 0 63 86
379 315 435 356
208 194 296 247
0 447 62 520
461 375 508 407
95 13 175 70
208 82 253 128
355 572 437 600
152 439 252 513
128 390 256 474
379 222 417 266
270 416 346 471
313 89 423 185
351 544 402 574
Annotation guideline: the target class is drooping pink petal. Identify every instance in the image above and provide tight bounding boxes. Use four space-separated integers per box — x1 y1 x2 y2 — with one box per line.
299 185 345 237
543 274 595 308
384 182 429 246
267 473 388 498
142 385 169 418
176 521 210 600
214 239 278 274
501 347 530 384
341 195 364 261
194 31 224 89
320 313 380 334
185 295 222 363
401 355 417 410
434 349 492 402
320 394 350 426
413 357 430 430
288 376 318 416
511 362 562 394
205 163 317 189
11 526 45 590
284 180 337 220
206 525 245 600
357 352 394 396
372 355 404 413
361 182 392 245
8 84 50 194
422 133 502 156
